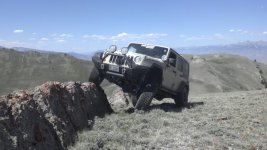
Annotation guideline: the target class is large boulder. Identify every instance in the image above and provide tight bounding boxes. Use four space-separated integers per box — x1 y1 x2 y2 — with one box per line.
108 88 131 112
0 81 112 150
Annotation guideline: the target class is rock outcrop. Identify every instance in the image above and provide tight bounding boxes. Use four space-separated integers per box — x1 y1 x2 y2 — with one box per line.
108 88 131 112
0 81 112 150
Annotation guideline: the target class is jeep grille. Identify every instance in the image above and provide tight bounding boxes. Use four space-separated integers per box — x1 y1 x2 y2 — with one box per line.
108 55 133 67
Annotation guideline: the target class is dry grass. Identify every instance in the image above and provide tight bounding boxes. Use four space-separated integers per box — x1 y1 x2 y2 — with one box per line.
69 90 267 150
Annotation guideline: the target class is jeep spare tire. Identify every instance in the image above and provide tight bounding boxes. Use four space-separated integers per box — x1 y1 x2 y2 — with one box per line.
89 67 103 85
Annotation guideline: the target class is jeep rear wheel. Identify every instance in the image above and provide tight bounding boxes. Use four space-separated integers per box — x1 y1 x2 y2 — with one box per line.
174 87 188 107
89 67 103 85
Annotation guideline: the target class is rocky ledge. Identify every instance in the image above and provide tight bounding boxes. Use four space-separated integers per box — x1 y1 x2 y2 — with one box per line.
0 81 113 150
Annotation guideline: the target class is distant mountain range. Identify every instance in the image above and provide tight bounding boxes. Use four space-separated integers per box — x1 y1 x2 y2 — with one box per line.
1 40 266 63
177 41 267 63
11 47 92 60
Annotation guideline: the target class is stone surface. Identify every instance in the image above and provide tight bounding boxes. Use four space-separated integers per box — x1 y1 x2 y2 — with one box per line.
108 88 131 112
0 81 112 150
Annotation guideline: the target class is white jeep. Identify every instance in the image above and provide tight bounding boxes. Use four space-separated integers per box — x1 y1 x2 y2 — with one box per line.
89 43 189 110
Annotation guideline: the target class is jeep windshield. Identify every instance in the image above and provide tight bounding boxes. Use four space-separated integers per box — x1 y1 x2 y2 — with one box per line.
128 43 168 59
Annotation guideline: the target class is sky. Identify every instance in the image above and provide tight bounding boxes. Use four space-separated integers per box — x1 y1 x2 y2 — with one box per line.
0 0 267 53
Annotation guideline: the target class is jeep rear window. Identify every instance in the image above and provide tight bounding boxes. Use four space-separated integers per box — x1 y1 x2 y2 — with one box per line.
128 43 168 59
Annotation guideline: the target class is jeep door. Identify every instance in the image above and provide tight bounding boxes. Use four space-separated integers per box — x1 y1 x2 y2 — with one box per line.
175 55 185 91
162 51 178 91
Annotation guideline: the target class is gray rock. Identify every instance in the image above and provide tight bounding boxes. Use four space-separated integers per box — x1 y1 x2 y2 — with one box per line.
0 81 112 150
108 88 131 112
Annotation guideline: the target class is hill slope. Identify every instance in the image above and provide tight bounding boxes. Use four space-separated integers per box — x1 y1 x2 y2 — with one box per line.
0 48 93 95
183 54 267 95
70 89 267 149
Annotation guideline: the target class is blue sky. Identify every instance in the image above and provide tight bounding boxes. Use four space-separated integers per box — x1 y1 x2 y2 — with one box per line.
0 0 266 52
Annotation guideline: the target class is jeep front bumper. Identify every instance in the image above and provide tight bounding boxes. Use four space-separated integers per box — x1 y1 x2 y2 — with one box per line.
99 63 149 85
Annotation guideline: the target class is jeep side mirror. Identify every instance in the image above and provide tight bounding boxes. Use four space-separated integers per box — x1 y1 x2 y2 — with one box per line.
161 55 167 62
168 58 176 67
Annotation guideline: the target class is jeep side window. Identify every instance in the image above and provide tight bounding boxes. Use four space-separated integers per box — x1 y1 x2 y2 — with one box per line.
128 45 137 53
177 57 183 71
183 61 189 77
168 52 177 67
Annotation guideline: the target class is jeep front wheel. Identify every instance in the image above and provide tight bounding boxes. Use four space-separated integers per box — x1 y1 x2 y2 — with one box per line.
174 87 188 107
135 83 159 110
88 67 103 85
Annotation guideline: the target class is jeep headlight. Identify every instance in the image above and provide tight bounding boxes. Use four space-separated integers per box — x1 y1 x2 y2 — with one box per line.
133 56 144 64
106 45 117 53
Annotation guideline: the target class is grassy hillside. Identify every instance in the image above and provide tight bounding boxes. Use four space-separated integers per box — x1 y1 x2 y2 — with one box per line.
70 89 267 149
0 48 93 95
183 54 267 95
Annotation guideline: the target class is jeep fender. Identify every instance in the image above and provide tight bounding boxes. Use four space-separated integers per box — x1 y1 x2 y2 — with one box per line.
143 64 163 85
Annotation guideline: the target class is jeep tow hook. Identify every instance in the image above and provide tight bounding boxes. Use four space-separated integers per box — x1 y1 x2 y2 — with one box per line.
145 84 152 88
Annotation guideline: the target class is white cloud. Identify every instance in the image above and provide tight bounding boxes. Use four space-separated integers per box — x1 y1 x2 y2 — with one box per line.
56 39 65 43
116 32 128 38
83 32 168 42
229 29 248 34
184 33 224 41
214 33 223 38
51 33 72 43
82 35 90 38
29 38 36 41
142 33 168 37
90 34 107 40
59 33 72 38
13 29 24 33
179 34 186 38
243 30 248 34
263 31 267 35
185 35 208 41
32 32 37 35
40 37 48 41
229 29 235 32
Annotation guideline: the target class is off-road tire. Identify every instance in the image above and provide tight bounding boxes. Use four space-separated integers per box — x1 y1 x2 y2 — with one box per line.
174 87 188 107
134 91 154 110
89 67 103 85
134 81 159 110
